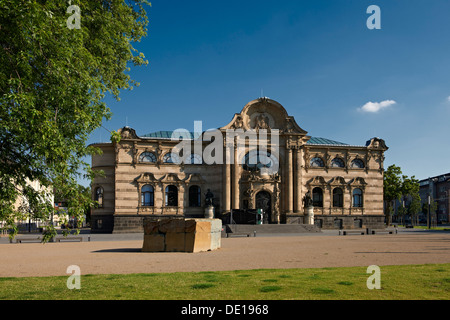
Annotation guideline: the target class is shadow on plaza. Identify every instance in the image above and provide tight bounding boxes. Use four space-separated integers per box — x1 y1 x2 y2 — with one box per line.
354 251 430 254
92 248 143 253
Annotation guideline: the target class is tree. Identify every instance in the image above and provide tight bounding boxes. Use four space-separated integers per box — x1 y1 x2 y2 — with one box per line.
396 203 407 225
0 0 150 241
383 164 403 226
400 174 420 225
408 193 422 225
384 165 422 226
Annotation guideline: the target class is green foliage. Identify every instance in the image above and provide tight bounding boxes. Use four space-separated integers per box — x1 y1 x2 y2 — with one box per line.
408 193 422 221
383 165 421 224
0 0 150 240
384 165 403 206
383 165 403 224
110 130 122 144
422 198 438 215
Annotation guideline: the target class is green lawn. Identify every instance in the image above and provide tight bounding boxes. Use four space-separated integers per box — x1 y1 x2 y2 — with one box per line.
0 264 449 300
408 225 450 231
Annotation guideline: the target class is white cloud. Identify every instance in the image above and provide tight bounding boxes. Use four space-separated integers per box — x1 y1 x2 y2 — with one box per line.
358 100 396 113
446 96 450 102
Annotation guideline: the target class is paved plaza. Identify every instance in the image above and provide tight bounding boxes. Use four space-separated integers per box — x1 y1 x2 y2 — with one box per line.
0 228 449 278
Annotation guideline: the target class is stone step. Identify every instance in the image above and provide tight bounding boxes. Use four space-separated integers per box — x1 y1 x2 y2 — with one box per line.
224 224 322 235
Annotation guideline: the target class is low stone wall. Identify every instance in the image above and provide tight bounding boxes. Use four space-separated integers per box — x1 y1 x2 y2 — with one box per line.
142 218 222 253
314 215 385 229
112 215 179 234
90 215 114 233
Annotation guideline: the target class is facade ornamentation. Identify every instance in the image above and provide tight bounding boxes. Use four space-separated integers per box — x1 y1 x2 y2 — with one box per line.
90 98 388 233
254 113 270 130
233 116 244 129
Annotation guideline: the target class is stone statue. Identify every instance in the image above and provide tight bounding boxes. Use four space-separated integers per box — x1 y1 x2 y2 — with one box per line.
302 191 314 225
303 191 313 208
234 116 243 129
285 118 293 133
255 113 270 130
205 189 214 207
121 129 131 139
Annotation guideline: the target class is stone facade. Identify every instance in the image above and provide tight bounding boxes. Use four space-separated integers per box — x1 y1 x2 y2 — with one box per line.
90 98 388 233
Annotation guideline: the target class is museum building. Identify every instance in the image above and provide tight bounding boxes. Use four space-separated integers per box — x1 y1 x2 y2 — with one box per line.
90 98 388 233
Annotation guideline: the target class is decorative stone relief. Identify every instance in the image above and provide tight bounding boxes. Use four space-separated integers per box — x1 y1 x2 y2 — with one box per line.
232 116 244 129
366 137 388 150
119 126 138 140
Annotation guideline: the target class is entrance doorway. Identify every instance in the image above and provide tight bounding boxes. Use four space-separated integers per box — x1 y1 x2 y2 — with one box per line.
256 191 272 224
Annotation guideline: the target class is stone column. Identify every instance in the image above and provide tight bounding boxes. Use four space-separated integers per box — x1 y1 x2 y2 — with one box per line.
294 148 302 213
159 183 165 215
286 147 293 213
232 144 240 209
223 145 231 213
178 184 185 215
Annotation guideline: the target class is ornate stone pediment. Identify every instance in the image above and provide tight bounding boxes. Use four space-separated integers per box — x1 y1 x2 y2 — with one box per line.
184 173 206 184
242 171 281 183
159 173 183 184
366 137 388 151
348 177 367 187
119 126 138 140
221 98 308 135
307 176 326 186
135 172 158 184
328 176 346 185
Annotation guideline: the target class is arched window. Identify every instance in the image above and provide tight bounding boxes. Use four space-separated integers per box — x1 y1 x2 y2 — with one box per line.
163 153 180 164
189 185 201 207
333 188 343 207
139 152 156 163
353 188 363 207
141 185 154 207
310 157 325 168
351 159 365 169
95 187 103 208
312 187 323 207
243 150 276 172
331 157 345 168
165 185 178 206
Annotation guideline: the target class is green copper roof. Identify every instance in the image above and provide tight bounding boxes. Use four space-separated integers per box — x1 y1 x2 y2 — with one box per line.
306 137 348 146
141 131 202 139
141 131 348 146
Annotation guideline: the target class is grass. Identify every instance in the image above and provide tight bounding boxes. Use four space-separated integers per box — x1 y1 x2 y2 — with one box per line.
408 225 450 231
0 264 449 300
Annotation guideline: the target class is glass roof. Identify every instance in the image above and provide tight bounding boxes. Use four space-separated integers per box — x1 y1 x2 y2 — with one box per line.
142 131 349 146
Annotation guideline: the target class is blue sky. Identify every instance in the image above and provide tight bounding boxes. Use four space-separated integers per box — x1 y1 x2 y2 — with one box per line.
87 0 450 183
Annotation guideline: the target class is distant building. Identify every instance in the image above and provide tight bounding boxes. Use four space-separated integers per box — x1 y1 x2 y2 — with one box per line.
90 98 389 233
419 173 450 223
11 179 54 231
